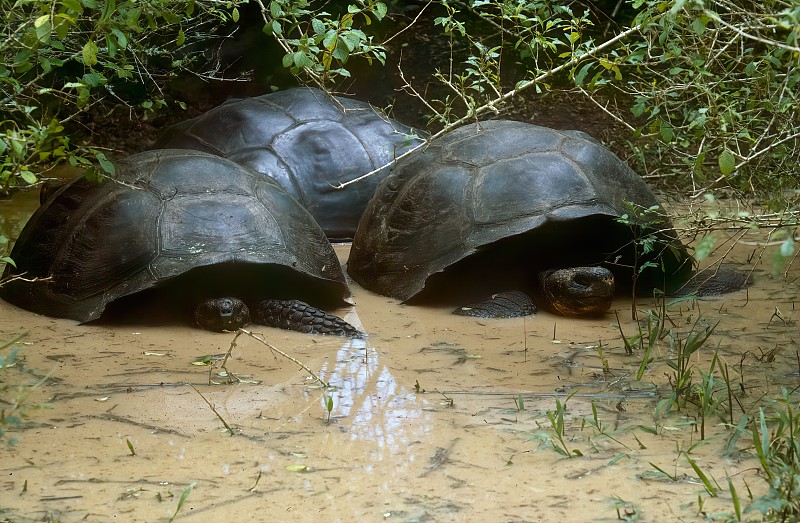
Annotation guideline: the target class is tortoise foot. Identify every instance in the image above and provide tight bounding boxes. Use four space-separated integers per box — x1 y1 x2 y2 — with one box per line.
675 265 752 297
453 291 536 318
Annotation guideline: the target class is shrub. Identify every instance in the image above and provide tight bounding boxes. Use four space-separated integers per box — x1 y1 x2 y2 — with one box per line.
0 0 243 194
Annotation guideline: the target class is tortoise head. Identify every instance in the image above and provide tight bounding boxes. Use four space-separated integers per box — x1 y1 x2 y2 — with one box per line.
194 297 251 332
539 267 615 316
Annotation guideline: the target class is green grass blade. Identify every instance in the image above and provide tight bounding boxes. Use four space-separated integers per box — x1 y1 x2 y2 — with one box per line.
685 453 717 496
0 332 28 351
724 414 749 458
728 476 741 521
648 461 677 481
752 408 774 480
635 342 653 381
169 481 197 523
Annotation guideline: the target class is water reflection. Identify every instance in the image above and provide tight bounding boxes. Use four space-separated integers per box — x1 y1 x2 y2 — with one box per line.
318 335 431 457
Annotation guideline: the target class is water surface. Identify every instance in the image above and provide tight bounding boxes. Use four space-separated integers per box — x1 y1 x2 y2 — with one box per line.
1 193 797 522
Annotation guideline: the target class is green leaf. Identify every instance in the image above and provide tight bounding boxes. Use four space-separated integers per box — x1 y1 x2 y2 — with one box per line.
99 0 116 22
631 98 647 118
728 477 741 521
340 32 360 52
38 56 52 73
718 149 735 175
333 67 351 77
332 44 348 61
690 16 708 35
574 62 592 86
323 30 337 50
19 170 37 185
311 18 325 35
111 27 128 48
9 136 24 158
34 14 50 27
232 7 239 22
659 121 673 143
54 15 71 39
76 85 91 107
62 0 83 11
105 33 117 57
685 453 717 496
176 29 185 46
34 15 52 42
95 152 115 175
374 2 387 20
169 482 196 523
693 235 715 262
83 72 104 87
269 1 282 18
82 40 98 67
292 51 309 68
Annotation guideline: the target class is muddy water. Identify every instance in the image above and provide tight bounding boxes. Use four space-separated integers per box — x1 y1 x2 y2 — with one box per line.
1 194 798 522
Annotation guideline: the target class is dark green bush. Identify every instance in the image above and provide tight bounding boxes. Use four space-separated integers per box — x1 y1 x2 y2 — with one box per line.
0 0 242 194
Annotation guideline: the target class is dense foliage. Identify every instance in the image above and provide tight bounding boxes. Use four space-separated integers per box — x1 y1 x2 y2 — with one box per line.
395 0 799 195
2 0 796 197
0 0 243 194
593 0 799 194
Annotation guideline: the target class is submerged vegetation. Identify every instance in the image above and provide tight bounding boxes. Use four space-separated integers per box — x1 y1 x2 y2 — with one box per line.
0 332 49 446
531 296 800 522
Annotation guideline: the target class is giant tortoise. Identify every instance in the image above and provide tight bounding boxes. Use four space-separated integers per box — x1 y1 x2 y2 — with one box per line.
348 120 706 317
1 149 361 337
154 87 424 241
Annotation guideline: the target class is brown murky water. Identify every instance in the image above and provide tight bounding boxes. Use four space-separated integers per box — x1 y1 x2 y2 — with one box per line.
2 193 798 522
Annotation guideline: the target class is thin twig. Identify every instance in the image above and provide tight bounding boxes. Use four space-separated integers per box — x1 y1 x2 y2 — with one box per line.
235 328 329 388
382 1 433 46
702 9 800 54
343 23 649 188
190 385 235 436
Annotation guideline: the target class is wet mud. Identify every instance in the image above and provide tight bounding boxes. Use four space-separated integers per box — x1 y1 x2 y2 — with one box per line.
1 194 799 522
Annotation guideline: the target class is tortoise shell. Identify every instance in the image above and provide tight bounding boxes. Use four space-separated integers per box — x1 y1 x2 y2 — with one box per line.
155 87 424 240
348 120 692 302
1 149 350 322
